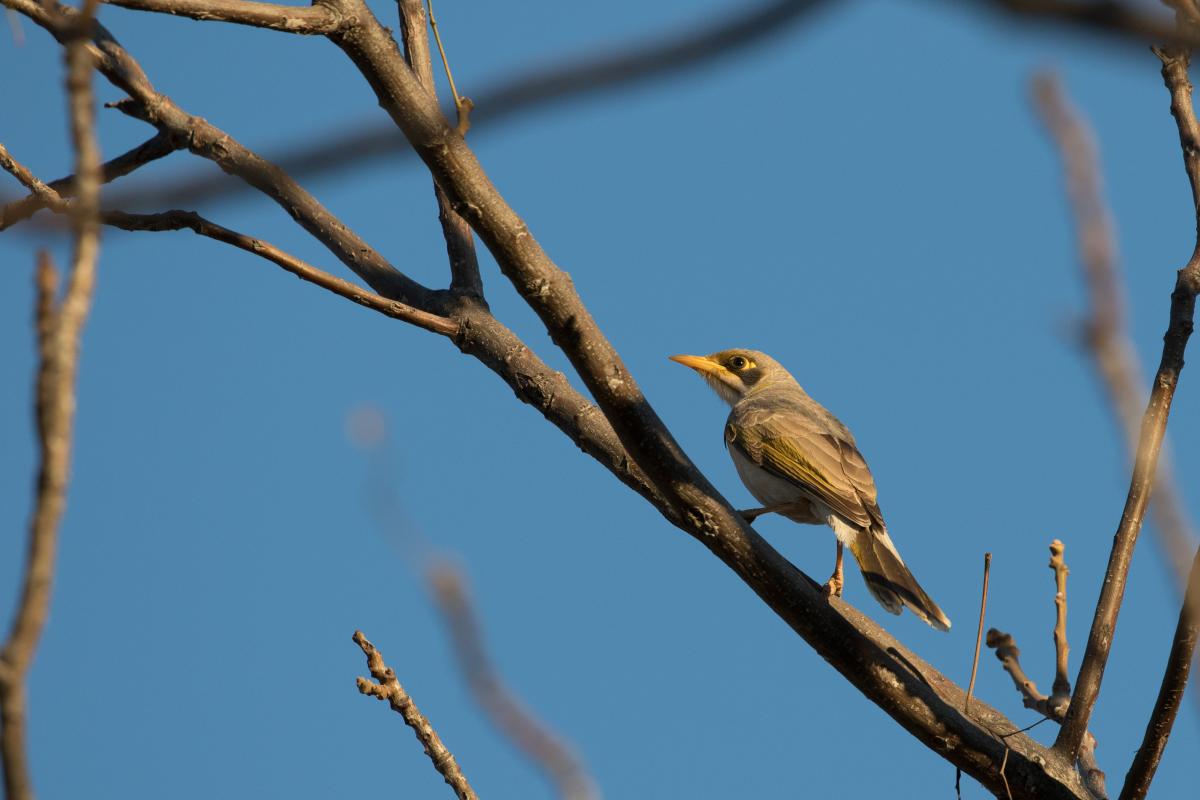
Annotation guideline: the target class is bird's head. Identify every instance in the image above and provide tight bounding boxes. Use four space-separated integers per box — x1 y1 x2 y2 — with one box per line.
668 349 790 406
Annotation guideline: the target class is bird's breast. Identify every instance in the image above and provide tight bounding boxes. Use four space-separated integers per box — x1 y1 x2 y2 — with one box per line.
729 445 811 508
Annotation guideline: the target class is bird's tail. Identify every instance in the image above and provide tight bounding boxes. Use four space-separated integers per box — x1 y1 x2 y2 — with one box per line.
848 529 951 631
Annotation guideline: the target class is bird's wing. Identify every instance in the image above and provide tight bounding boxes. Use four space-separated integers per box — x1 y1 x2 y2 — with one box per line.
726 413 881 530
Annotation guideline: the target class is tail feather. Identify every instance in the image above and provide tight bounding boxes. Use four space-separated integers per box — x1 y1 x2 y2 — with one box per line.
849 530 951 632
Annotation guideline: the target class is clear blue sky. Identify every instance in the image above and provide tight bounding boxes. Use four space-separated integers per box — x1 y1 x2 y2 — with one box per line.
2 1 1197 797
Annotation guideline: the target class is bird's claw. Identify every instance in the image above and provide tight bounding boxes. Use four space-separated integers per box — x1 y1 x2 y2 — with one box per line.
822 574 843 598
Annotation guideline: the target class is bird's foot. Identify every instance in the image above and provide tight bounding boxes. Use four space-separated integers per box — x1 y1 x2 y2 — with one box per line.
739 507 769 523
821 574 844 598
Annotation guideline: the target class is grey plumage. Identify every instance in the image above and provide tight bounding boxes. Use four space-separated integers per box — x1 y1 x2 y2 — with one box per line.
672 349 951 631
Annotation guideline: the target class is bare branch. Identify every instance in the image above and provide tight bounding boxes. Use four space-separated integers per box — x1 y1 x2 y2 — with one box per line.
0 6 102 795
0 143 71 213
4 0 427 306
1031 71 1197 588
398 0 483 297
42 0 832 212
428 564 598 800
987 541 1108 799
1055 42 1200 763
1049 540 1071 715
98 208 459 336
1 131 180 231
101 0 342 34
351 631 478 800
1118 545 1200 800
965 552 992 715
987 1 1193 47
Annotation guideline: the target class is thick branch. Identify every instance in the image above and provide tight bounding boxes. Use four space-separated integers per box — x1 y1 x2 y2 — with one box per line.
1055 43 1200 762
351 631 478 800
1118 545 1200 800
1 132 179 231
101 0 341 34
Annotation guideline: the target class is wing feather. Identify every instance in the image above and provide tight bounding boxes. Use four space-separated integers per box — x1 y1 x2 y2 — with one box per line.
727 413 883 530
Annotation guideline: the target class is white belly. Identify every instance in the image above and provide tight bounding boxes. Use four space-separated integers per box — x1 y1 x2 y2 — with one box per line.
730 445 809 507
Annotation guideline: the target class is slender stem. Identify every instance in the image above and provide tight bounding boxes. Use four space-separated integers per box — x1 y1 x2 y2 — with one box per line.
1118 545 1200 800
1054 43 1200 763
965 552 991 715
352 631 478 800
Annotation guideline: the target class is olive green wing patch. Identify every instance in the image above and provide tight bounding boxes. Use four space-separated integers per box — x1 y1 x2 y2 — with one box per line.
726 420 873 528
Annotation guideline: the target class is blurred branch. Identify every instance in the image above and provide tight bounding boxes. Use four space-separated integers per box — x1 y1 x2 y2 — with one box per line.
0 132 179 230
0 4 101 797
986 1 1193 46
1054 40 1200 763
429 564 598 800
987 541 1108 800
1031 71 1197 588
352 630 479 800
16 0 835 212
1119 545 1200 800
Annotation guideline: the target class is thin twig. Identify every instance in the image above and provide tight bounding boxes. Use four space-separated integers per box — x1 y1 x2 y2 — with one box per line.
987 539 1109 799
398 0 483 297
0 142 71 212
1117 545 1200 800
97 208 459 336
424 0 471 134
429 564 598 800
1049 540 1071 715
1 131 180 230
1055 40 1200 764
0 5 101 796
965 552 992 715
1031 71 1197 589
35 0 832 212
351 631 478 800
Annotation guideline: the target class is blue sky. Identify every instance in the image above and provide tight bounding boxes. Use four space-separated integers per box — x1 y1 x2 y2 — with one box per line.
1 1 1197 797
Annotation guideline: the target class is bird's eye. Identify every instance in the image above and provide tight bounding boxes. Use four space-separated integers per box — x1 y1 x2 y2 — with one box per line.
729 356 748 370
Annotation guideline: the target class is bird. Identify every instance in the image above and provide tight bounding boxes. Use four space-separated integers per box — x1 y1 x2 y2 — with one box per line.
670 349 951 631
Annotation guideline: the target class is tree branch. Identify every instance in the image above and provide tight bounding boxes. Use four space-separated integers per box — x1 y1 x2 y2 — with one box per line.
4 0 427 306
0 7 102 796
30 0 832 212
352 630 478 800
101 0 342 34
99 208 460 335
1054 42 1200 763
1117 545 1200 800
1 131 180 231
987 541 1108 800
397 0 483 298
1031 71 1197 589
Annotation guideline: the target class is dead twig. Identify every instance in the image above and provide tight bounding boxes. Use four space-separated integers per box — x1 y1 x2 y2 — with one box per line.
352 631 478 800
424 0 471 134
1117 545 1200 800
1055 40 1200 765
988 541 1108 799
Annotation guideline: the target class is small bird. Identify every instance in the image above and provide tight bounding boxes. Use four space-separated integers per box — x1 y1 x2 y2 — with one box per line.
670 349 950 631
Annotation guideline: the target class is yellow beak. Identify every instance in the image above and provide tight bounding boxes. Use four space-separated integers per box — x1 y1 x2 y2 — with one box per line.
669 354 721 375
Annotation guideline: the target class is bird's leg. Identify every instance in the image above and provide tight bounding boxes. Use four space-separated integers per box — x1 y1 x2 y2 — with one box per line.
822 541 844 598
739 502 802 524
